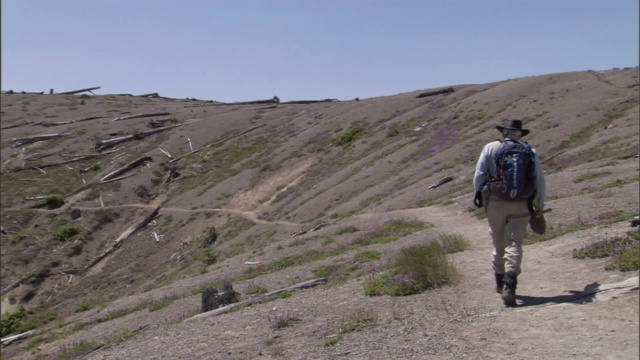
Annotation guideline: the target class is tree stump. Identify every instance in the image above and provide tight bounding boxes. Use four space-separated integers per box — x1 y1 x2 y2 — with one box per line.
201 281 239 313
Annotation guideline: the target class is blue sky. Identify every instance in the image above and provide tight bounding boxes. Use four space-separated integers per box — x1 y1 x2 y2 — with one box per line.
2 0 638 102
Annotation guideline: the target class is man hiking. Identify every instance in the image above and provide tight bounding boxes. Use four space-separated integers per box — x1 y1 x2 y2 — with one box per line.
473 119 547 306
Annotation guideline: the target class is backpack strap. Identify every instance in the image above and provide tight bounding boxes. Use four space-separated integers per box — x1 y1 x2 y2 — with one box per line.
487 140 502 180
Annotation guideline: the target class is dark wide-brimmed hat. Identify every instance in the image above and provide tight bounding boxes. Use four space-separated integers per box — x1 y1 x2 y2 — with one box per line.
496 119 530 137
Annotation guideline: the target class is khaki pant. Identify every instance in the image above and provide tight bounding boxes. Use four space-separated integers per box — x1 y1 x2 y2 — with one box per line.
486 195 530 275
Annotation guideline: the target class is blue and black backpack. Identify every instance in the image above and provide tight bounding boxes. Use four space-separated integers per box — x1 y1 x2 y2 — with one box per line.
490 139 536 201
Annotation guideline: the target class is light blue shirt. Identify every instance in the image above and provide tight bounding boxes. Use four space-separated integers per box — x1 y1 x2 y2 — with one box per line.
473 139 546 210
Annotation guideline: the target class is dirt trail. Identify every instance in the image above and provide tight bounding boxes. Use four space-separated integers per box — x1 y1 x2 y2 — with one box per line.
74 204 639 360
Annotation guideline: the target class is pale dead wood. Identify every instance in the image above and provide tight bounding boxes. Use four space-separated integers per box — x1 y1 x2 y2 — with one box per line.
185 277 327 322
11 133 72 148
41 116 104 127
100 156 152 182
158 148 174 159
95 124 181 151
429 176 454 189
58 86 101 95
83 207 160 272
1 330 36 346
415 87 455 98
112 112 170 121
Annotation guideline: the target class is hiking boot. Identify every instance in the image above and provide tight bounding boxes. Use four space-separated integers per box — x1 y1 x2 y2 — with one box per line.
494 273 505 294
501 272 518 306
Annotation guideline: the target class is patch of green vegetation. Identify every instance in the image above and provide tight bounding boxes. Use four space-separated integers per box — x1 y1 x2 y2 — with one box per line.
9 230 31 244
198 249 218 265
333 124 366 148
52 224 81 242
573 230 639 271
574 171 612 183
219 216 256 242
364 241 459 297
57 341 104 359
353 219 433 246
241 246 351 280
525 210 635 245
320 238 336 246
76 299 94 313
245 284 269 295
44 194 65 209
0 309 35 337
148 298 174 312
335 226 359 235
324 307 377 346
354 250 381 262
598 176 639 190
438 233 471 253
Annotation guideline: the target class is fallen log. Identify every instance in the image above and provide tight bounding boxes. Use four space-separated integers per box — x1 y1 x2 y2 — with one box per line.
100 156 152 182
58 86 101 95
185 277 327 322
95 124 181 151
1 330 36 346
429 176 454 189
138 92 160 98
281 99 338 104
416 87 455 98
83 207 160 272
112 112 170 121
41 116 104 127
11 133 72 148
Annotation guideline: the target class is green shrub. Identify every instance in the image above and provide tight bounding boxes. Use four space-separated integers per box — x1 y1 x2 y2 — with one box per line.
53 224 80 242
394 241 459 290
364 242 459 297
45 194 65 209
9 231 30 244
333 125 366 148
574 230 639 271
438 233 471 253
198 249 217 265
0 309 34 337
76 299 94 313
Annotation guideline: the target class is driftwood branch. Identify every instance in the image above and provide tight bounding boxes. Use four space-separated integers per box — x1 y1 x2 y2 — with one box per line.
100 156 152 182
185 277 327 322
416 87 455 98
281 99 337 104
83 207 160 272
11 133 72 148
112 112 170 121
428 176 454 189
42 116 104 127
1 330 36 346
58 87 101 95
95 124 181 151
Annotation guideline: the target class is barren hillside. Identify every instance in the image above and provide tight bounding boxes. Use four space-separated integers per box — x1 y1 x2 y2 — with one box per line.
1 68 638 359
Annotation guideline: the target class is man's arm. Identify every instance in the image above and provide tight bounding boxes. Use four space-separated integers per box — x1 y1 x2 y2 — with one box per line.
532 149 546 210
473 143 493 192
